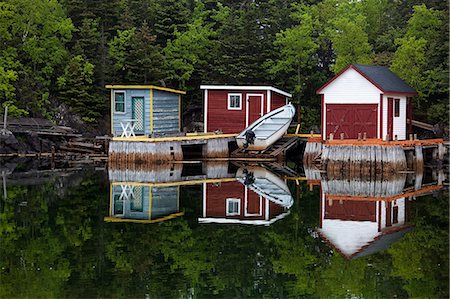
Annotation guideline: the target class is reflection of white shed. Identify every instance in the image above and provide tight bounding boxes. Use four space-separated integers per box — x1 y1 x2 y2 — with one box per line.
316 64 417 141
317 190 412 260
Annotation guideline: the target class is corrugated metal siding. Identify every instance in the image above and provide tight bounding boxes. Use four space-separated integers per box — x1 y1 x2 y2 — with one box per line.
151 186 178 218
152 90 180 134
112 89 150 136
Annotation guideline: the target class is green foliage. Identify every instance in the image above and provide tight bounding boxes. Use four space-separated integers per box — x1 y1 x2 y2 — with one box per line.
164 1 216 88
330 15 372 73
391 4 448 115
57 55 100 119
268 8 318 96
109 24 165 83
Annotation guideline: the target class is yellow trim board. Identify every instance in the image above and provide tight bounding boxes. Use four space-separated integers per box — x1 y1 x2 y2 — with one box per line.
110 89 114 135
111 178 237 188
112 133 237 142
284 133 321 138
150 89 153 133
105 85 186 95
104 212 184 224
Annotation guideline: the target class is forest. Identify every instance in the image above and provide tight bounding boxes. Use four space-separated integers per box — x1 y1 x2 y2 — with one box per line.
0 0 448 133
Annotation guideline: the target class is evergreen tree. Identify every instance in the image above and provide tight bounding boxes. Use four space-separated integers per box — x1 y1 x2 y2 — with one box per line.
57 55 100 121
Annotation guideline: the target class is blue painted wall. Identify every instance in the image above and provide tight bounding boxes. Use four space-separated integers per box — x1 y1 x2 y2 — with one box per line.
152 90 180 134
111 185 179 220
111 88 180 136
112 89 151 136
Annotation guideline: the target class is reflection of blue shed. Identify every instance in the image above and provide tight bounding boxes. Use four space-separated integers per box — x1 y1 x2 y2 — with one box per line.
106 85 186 137
105 184 183 223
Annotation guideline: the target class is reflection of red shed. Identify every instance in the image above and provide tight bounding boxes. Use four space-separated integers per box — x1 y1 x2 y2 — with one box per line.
316 64 417 141
317 190 412 260
200 85 292 133
199 181 289 225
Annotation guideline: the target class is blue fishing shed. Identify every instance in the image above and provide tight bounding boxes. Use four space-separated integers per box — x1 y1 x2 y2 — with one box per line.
106 85 186 137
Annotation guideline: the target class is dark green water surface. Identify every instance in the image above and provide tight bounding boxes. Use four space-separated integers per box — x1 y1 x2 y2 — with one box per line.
0 161 448 298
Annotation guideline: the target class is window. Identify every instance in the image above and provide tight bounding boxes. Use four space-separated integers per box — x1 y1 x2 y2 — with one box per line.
227 93 242 110
394 99 400 117
392 206 399 224
226 198 241 215
114 91 125 113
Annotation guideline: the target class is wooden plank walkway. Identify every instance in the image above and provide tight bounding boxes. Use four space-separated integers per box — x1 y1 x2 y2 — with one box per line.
231 136 299 158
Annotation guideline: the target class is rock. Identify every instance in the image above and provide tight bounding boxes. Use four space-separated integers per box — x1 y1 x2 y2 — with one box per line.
0 131 19 153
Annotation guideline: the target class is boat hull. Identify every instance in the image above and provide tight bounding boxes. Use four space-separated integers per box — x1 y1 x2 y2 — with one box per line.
236 103 295 150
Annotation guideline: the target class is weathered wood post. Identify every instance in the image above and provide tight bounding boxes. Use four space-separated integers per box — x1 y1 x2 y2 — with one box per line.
329 133 333 140
357 133 361 141
363 132 367 141
2 171 6 199
438 143 445 160
340 133 344 140
3 106 6 129
415 145 423 173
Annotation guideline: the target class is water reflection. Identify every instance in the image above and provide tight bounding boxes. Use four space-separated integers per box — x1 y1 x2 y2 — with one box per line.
305 164 445 260
107 162 294 225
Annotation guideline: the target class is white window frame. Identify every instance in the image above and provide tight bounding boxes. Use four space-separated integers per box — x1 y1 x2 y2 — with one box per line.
226 198 241 216
227 93 242 110
114 90 126 114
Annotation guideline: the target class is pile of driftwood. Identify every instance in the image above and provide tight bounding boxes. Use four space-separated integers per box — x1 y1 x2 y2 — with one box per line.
59 137 109 155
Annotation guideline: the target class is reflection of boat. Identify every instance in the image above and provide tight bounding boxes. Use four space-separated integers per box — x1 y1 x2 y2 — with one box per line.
199 166 293 225
236 104 295 150
236 166 293 208
105 183 183 223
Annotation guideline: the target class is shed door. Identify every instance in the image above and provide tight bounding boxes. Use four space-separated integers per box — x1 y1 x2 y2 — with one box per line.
326 104 377 139
132 97 145 134
247 94 263 126
325 200 376 222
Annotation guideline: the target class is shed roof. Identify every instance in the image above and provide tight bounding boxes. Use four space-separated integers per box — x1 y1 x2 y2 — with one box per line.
105 85 186 94
200 85 292 97
316 64 417 95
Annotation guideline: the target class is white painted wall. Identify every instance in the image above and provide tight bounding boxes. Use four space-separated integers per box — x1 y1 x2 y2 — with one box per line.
319 219 380 256
321 68 381 104
382 95 407 140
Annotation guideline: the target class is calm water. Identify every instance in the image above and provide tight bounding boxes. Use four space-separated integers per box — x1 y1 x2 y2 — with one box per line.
0 158 448 298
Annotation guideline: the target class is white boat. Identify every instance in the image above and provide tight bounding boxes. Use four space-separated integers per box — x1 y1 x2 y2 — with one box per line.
236 165 293 208
236 103 296 150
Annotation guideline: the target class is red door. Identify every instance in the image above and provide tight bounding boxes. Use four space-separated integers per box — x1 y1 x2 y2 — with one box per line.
246 188 262 216
325 200 377 222
326 104 378 139
247 95 263 125
387 98 393 140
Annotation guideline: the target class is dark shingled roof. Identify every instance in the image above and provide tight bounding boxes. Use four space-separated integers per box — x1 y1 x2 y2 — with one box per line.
353 64 416 94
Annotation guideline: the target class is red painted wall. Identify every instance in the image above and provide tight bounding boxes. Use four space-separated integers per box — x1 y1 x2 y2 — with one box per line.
324 200 377 222
271 91 286 110
205 182 287 220
206 90 265 133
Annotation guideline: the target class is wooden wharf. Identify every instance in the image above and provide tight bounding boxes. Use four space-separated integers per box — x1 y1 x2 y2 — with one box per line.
304 135 447 173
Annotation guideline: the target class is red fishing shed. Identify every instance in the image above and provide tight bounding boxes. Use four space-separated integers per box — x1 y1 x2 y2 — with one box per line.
200 85 292 133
